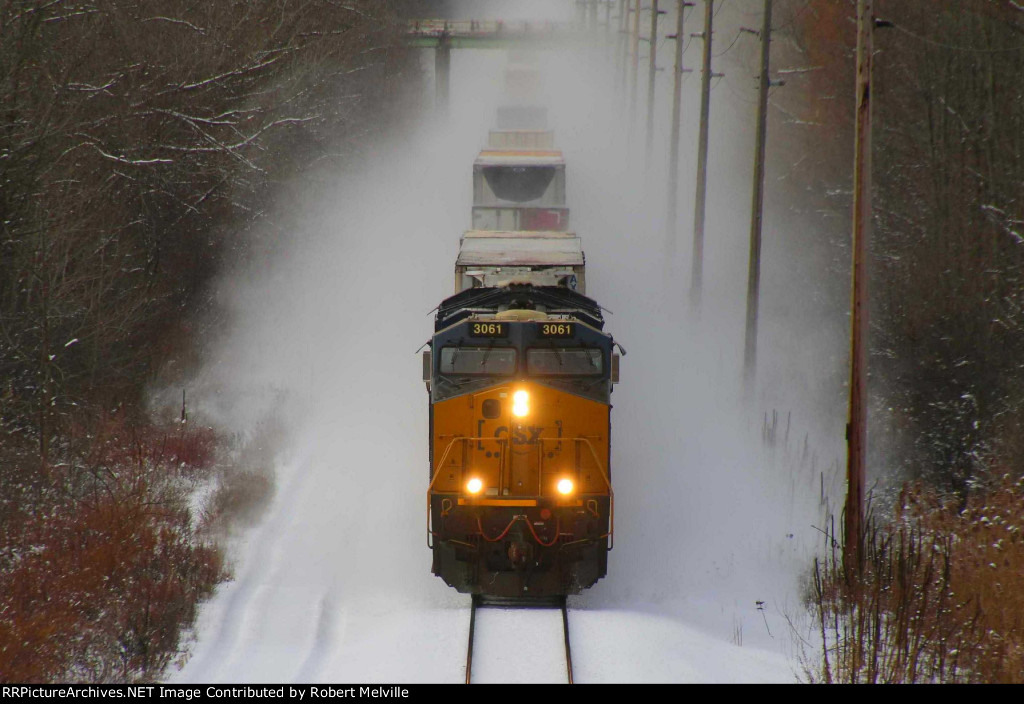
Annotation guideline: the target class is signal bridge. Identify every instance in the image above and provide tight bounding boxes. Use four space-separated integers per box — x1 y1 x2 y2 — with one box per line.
407 19 601 109
406 19 594 50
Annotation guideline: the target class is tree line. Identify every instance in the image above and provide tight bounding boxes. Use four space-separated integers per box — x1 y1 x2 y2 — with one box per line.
0 0 416 681
776 0 1024 495
774 0 1024 682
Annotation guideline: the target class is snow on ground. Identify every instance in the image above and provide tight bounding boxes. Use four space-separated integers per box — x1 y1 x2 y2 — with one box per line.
167 1 842 684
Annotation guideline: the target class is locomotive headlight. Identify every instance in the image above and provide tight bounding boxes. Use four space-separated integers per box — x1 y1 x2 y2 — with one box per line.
512 389 529 417
557 478 575 496
466 477 484 495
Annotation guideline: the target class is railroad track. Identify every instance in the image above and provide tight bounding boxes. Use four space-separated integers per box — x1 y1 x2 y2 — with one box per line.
465 594 574 684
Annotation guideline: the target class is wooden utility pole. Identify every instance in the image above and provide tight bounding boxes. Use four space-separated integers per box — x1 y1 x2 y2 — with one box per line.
666 0 687 251
743 0 772 390
845 0 873 575
435 30 451 114
630 0 641 131
690 0 714 307
645 0 660 163
618 0 628 97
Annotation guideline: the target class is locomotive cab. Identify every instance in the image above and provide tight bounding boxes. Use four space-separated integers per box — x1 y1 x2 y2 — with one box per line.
426 286 615 598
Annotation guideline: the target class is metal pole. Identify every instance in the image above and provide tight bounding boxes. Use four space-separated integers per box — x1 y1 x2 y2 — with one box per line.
743 0 772 390
645 0 660 163
845 0 872 576
666 0 686 251
690 0 714 307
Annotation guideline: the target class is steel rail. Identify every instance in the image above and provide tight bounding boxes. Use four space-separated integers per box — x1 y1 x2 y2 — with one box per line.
465 595 479 685
561 597 574 684
465 595 574 684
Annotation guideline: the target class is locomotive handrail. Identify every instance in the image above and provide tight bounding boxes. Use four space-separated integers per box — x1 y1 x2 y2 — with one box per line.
536 436 612 491
535 437 613 547
428 435 507 548
565 436 613 550
428 435 509 494
427 435 465 548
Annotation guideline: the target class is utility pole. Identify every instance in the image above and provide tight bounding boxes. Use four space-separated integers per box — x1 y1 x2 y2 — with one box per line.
666 0 689 252
618 0 628 97
645 0 661 164
435 30 451 116
742 0 772 390
690 0 714 307
845 0 873 576
630 0 641 132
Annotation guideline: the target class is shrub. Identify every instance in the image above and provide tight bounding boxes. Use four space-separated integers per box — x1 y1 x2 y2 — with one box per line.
0 424 226 683
810 474 1024 683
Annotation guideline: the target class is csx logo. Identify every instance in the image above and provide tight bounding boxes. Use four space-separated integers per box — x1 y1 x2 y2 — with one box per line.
494 425 543 445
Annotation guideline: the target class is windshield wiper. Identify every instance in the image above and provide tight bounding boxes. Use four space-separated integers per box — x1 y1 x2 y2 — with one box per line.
546 339 563 367
444 338 465 374
480 340 496 368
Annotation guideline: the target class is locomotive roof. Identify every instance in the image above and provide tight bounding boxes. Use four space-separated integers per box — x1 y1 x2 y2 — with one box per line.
435 285 604 332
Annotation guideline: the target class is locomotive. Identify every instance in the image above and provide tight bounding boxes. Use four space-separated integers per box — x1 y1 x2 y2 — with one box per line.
424 95 620 600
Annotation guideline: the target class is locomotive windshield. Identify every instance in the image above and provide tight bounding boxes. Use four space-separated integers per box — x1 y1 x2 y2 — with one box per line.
483 166 555 203
439 346 516 376
526 348 603 376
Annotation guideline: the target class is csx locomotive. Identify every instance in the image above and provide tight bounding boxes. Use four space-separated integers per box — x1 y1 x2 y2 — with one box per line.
424 103 619 599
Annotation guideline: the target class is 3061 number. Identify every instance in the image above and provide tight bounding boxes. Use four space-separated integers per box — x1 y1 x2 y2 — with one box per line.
470 322 507 337
539 323 574 337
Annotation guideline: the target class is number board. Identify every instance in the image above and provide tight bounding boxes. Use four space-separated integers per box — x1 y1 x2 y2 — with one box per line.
469 321 508 338
539 322 575 338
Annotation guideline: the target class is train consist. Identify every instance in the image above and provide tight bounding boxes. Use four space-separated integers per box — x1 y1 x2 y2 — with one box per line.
424 90 620 600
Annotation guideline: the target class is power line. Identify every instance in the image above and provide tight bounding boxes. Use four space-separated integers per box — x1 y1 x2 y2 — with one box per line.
714 28 742 57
